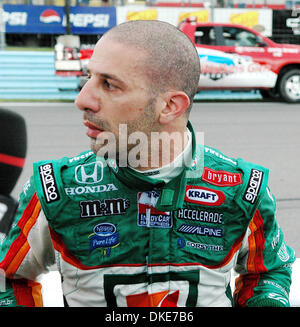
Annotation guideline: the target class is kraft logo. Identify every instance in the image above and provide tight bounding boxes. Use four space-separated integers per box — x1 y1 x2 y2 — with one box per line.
75 162 103 184
40 9 61 24
184 185 225 206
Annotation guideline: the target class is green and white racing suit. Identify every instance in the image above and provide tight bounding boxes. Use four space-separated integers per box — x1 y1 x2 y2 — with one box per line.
0 122 295 307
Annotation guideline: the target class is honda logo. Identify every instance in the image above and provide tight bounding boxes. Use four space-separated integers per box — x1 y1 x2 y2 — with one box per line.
75 162 103 184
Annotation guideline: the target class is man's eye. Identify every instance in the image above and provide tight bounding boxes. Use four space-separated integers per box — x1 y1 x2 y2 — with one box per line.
103 80 115 90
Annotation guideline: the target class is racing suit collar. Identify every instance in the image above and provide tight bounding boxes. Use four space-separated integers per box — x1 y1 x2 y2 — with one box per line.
106 121 197 211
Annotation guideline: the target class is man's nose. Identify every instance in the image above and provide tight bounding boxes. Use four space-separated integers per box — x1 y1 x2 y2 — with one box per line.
75 78 99 113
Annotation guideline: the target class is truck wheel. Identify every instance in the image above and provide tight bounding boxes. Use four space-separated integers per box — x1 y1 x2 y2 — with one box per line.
278 69 300 103
260 88 279 100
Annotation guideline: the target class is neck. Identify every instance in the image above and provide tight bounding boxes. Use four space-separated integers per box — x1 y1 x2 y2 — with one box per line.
130 127 189 172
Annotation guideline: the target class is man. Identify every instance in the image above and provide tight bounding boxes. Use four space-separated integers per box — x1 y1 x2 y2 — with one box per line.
0 20 295 307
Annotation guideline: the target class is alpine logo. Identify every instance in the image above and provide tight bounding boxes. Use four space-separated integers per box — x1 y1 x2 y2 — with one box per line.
202 167 242 187
39 163 60 204
177 223 223 238
184 185 225 206
243 169 264 204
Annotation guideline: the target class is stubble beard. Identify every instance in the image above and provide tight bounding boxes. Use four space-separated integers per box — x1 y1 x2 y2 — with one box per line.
90 97 160 167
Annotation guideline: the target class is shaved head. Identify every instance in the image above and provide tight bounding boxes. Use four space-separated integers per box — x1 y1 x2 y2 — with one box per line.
102 20 200 114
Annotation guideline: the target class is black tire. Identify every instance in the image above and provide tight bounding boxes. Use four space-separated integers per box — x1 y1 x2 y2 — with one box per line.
278 69 300 103
260 89 279 100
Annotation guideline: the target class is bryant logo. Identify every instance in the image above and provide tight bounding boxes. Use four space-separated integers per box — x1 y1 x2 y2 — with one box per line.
201 167 242 187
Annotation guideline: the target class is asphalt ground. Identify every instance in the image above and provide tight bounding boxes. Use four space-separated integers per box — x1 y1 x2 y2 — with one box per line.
2 100 300 256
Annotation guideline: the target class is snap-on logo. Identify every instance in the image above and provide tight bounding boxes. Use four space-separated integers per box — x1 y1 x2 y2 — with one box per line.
202 167 242 187
184 186 225 206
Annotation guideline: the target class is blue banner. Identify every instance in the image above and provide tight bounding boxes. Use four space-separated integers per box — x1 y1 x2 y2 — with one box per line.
3 5 116 34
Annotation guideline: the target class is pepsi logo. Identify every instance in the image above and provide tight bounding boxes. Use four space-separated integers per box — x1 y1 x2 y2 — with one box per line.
40 9 61 24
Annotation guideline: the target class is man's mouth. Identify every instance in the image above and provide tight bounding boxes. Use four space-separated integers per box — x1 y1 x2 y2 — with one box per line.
83 120 104 139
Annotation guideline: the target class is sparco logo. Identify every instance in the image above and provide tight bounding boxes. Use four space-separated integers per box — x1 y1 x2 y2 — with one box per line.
39 164 60 203
80 198 130 218
243 169 264 204
75 162 103 184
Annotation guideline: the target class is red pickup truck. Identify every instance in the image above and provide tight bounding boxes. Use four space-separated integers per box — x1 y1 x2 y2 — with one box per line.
180 20 300 103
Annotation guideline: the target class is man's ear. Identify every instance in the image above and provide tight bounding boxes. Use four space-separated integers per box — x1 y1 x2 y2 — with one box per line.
159 91 190 125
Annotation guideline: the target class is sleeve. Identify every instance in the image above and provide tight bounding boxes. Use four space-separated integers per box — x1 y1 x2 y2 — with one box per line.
0 176 56 307
233 186 296 307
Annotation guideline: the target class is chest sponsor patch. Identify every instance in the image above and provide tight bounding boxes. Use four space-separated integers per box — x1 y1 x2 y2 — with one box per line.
177 223 223 238
39 163 60 204
88 223 120 256
177 208 223 224
243 169 264 204
184 185 225 206
80 198 130 218
201 167 242 187
137 191 173 228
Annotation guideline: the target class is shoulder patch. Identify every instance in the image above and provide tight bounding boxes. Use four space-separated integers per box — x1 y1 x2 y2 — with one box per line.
68 151 94 164
204 146 237 166
242 168 264 205
202 167 242 187
38 163 61 204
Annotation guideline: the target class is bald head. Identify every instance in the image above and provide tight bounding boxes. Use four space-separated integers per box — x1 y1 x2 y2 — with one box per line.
102 20 200 114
